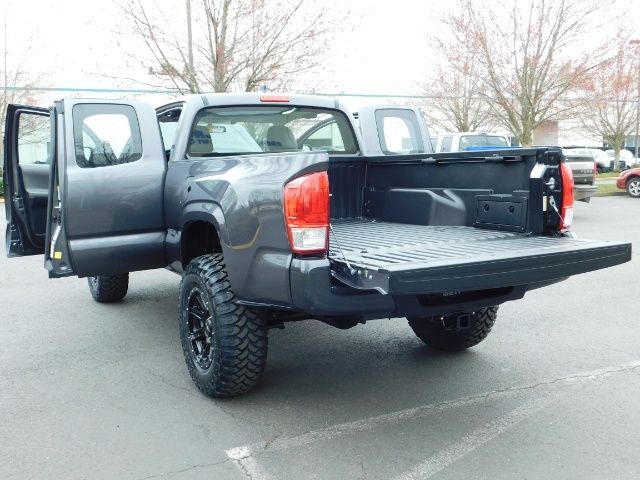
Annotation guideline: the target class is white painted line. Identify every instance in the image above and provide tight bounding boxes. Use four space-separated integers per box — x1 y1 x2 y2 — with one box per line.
226 391 496 463
391 389 568 480
226 360 640 479
227 446 275 480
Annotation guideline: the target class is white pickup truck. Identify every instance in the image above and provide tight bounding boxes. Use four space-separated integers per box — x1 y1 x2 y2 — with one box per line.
432 132 511 152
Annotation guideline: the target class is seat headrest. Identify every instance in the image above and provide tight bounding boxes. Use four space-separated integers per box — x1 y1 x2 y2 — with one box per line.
266 125 298 152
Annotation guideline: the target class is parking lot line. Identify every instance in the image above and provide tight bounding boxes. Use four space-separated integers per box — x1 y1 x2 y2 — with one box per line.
392 389 568 480
225 360 640 479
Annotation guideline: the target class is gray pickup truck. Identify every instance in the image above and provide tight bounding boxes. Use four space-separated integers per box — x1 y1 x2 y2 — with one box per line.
3 93 631 397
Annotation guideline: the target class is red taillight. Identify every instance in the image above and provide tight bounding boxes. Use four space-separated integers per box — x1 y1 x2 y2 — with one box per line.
592 161 597 183
284 172 329 254
260 95 290 103
559 162 574 229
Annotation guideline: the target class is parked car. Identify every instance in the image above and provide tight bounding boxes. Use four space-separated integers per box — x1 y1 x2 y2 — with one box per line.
616 168 640 197
567 148 612 173
605 149 634 170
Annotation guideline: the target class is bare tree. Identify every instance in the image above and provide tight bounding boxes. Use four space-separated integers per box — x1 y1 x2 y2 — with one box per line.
445 0 617 147
1 27 48 160
575 34 638 171
115 0 337 94
416 25 494 133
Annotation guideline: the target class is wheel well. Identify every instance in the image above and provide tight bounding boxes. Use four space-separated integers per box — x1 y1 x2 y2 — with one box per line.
181 221 222 267
626 175 640 185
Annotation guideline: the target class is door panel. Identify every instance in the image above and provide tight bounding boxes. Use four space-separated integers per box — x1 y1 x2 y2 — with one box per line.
47 99 168 277
3 105 51 257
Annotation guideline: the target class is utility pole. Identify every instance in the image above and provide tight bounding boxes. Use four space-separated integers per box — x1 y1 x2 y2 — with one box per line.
3 12 8 103
186 0 195 92
631 39 640 162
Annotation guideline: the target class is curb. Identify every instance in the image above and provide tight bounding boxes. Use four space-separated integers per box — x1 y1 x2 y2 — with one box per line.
595 191 627 197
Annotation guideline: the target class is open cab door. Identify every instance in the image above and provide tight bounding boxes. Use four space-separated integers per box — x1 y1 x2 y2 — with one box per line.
3 105 51 257
4 100 168 278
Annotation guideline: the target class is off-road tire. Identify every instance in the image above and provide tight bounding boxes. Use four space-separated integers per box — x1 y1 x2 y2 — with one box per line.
179 254 268 398
87 273 129 303
408 306 498 352
626 177 640 198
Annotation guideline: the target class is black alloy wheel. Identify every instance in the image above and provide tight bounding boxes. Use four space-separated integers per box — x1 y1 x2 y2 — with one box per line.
185 286 215 372
179 254 268 398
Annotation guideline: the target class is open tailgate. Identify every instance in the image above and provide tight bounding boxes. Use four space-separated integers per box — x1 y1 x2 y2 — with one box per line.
328 220 631 294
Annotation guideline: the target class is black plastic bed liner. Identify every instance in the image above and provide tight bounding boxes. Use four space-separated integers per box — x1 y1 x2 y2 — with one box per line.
328 219 631 294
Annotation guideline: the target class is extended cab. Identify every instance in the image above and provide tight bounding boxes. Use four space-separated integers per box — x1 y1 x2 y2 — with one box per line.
3 94 632 397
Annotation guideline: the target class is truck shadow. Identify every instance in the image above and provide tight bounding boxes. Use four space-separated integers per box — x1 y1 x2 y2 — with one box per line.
236 319 501 409
87 272 509 415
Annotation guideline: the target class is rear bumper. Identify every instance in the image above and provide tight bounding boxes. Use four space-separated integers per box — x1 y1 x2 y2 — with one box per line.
573 184 597 202
289 258 396 317
288 258 538 318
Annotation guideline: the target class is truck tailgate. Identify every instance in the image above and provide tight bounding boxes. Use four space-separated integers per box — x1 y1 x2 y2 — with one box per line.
328 219 631 294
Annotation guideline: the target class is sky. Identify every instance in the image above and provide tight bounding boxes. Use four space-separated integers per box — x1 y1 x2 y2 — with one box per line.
3 0 640 114
1 0 445 110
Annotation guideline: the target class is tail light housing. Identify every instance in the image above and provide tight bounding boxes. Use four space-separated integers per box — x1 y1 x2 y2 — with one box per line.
559 162 574 229
284 172 329 254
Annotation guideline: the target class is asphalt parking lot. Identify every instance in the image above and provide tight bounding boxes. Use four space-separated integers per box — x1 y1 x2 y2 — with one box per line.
1 196 639 480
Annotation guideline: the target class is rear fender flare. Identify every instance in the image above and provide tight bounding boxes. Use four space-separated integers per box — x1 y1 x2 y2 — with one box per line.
174 201 230 269
181 201 230 246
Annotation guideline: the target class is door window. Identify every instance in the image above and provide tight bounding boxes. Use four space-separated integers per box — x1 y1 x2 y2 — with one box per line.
17 113 50 164
440 136 453 152
157 106 183 160
374 109 425 154
73 104 143 168
300 121 347 152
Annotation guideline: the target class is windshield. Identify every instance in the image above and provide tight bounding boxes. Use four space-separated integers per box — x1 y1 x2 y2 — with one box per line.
588 149 607 159
187 106 358 157
606 150 632 158
459 134 509 150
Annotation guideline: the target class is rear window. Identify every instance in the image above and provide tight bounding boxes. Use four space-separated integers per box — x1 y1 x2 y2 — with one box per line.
565 155 594 163
186 106 358 157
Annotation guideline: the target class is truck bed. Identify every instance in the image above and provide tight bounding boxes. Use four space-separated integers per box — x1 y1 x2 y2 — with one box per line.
328 219 631 295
